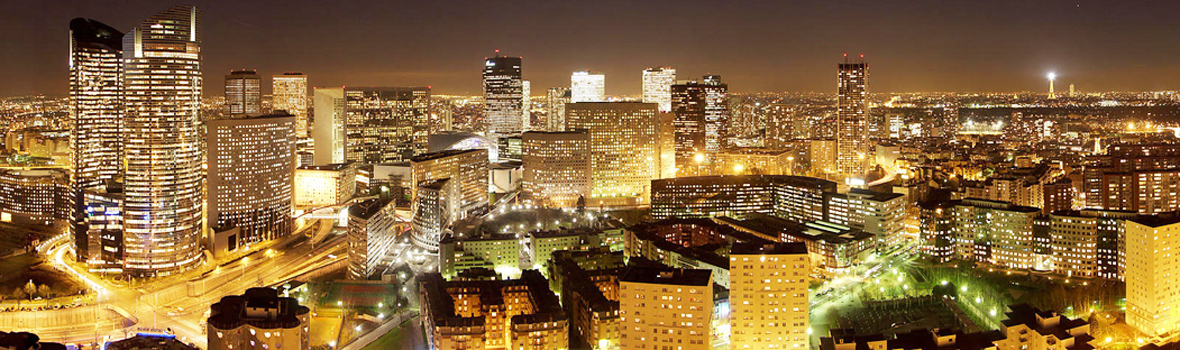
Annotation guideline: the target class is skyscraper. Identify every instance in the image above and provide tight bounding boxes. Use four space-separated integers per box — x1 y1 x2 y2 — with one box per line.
69 18 124 264
121 5 204 276
836 57 869 177
224 69 261 115
570 71 605 103
642 67 676 112
483 53 523 137
566 102 658 205
206 114 296 258
1126 214 1180 340
672 76 729 175
313 87 345 164
272 72 308 138
521 80 531 131
344 87 431 163
68 18 123 191
546 87 571 131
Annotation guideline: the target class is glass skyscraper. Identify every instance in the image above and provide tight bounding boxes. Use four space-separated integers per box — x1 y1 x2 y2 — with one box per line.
483 53 523 137
121 5 205 276
225 69 261 115
273 72 309 138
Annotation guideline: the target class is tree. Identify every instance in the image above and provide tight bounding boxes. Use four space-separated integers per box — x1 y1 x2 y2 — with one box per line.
23 280 35 300
37 284 51 299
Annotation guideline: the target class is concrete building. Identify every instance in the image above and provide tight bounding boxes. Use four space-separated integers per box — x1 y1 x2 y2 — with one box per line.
714 148 796 176
0 169 69 226
649 175 837 222
206 287 310 350
1084 143 1180 214
420 270 568 350
729 242 811 350
951 199 1040 269
836 59 869 178
347 197 400 280
293 163 356 207
1126 213 1180 340
821 304 1092 350
550 248 625 350
546 87 571 131
642 67 676 113
619 266 713 350
438 233 520 280
410 149 489 218
206 114 296 257
522 131 591 208
312 87 346 164
719 215 875 272
411 178 458 253
344 87 432 163
1047 210 1136 279
825 189 906 248
566 102 658 206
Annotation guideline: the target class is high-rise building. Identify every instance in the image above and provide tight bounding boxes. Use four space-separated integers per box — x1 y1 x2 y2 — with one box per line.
206 287 310 350
672 77 729 175
619 266 713 350
657 112 677 178
1083 143 1180 214
206 114 296 257
571 71 606 103
1126 213 1180 339
642 67 676 112
272 72 308 138
730 242 810 350
951 199 1039 269
121 5 204 276
522 80 531 131
522 131 591 207
224 69 261 115
1048 209 1136 279
483 53 524 137
410 179 457 252
68 18 123 191
566 102 658 205
312 87 346 164
347 197 400 279
546 87 571 131
69 18 124 264
344 87 432 163
836 58 869 177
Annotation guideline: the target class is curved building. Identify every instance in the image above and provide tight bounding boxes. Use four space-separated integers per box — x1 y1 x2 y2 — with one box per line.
121 5 204 276
427 131 499 163
207 287 310 350
68 18 123 190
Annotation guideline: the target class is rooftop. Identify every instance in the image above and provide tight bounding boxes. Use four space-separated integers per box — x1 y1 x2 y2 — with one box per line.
620 265 712 286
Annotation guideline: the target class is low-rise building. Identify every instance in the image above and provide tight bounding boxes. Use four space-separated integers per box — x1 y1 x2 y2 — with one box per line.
207 287 310 350
550 248 627 350
717 214 875 272
420 270 568 350
439 233 521 280
293 162 356 207
820 304 1092 350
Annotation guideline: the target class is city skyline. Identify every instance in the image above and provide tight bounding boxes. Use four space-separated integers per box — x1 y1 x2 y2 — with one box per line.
5 1 1180 98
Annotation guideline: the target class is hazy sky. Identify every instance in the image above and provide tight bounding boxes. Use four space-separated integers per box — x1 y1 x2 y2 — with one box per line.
3 0 1180 97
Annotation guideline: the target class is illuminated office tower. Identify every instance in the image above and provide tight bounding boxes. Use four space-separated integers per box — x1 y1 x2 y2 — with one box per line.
730 242 810 350
121 5 204 276
546 87 571 131
657 112 676 178
522 131 591 207
410 149 489 219
836 58 869 177
313 87 345 164
483 53 524 137
566 102 658 205
272 72 308 138
68 18 123 190
347 197 399 280
224 69 261 115
571 71 605 103
642 67 676 112
1126 214 1180 340
206 114 296 258
672 77 730 175
344 87 431 163
69 18 124 264
619 266 713 350
522 80 531 131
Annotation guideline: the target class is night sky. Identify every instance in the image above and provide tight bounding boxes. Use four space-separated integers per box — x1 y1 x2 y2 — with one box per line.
3 0 1180 97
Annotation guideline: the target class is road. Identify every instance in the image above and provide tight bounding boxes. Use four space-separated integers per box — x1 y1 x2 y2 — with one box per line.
17 218 349 348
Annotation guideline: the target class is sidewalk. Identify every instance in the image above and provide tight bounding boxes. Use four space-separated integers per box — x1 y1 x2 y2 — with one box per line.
340 311 420 350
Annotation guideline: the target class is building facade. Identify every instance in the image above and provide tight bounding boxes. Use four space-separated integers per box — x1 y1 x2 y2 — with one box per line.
206 114 296 257
836 60 869 177
566 102 658 205
522 131 591 208
207 287 310 350
312 87 346 164
546 87 571 131
420 271 568 350
293 163 356 207
1126 213 1180 340
642 67 676 113
344 87 432 163
619 266 713 350
730 242 810 350
410 149 489 219
671 77 730 175
571 71 606 103
68 18 123 191
347 197 400 279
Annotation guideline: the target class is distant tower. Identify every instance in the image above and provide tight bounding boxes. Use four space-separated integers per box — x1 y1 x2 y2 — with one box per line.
837 54 869 178
546 87 571 131
570 71 605 103
482 51 524 138
522 80 531 131
671 76 729 175
1069 83 1076 96
225 69 261 114
272 72 309 138
642 67 676 112
1047 72 1057 99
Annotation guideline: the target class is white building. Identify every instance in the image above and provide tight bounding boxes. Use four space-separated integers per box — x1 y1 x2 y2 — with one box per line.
313 87 346 164
571 71 606 103
642 67 676 113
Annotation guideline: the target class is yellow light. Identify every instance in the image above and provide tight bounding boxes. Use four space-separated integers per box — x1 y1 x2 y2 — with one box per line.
734 164 744 173
694 153 705 164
